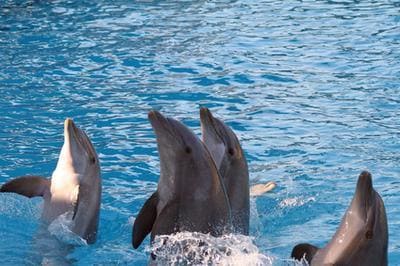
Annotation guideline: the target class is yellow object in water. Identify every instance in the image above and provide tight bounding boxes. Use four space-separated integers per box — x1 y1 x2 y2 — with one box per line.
250 182 276 197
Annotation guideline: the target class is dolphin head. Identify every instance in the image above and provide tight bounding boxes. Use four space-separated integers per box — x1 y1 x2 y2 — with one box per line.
320 171 388 264
199 107 248 181
53 119 100 184
148 110 222 202
293 171 388 265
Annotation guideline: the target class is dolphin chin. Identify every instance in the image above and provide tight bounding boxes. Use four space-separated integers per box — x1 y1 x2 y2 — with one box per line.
291 171 388 266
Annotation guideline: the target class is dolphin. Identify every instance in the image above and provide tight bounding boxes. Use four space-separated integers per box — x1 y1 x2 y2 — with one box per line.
291 171 388 266
199 107 250 235
0 118 101 244
132 111 232 249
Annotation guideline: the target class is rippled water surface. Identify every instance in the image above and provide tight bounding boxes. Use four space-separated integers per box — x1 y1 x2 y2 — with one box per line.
0 0 399 265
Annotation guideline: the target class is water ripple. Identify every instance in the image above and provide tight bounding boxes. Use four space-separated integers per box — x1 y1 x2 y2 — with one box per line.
0 0 399 265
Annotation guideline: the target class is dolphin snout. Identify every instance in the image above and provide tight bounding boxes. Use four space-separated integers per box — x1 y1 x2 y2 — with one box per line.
63 118 97 160
148 110 171 133
354 171 375 220
64 118 79 144
200 107 213 123
64 118 77 133
355 171 373 198
200 107 222 138
148 110 164 123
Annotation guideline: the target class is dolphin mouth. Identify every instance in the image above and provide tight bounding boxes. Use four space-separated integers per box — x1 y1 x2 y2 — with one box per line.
64 118 96 160
199 107 225 144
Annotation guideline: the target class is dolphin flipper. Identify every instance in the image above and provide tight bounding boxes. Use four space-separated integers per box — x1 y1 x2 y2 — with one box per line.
132 192 158 249
0 176 50 198
291 243 319 263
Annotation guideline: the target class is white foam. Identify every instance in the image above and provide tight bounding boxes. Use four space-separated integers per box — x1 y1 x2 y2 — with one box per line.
147 232 274 266
279 197 315 208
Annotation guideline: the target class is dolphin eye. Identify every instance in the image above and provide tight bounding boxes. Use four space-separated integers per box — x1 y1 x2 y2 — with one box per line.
90 157 96 164
228 148 235 156
365 230 373 239
185 147 192 154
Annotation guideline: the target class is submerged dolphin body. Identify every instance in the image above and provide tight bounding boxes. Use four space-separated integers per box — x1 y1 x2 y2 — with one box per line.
132 111 232 249
1 119 101 244
199 107 250 235
291 171 388 266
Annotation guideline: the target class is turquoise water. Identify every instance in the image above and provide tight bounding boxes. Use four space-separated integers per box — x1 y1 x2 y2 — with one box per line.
0 0 399 265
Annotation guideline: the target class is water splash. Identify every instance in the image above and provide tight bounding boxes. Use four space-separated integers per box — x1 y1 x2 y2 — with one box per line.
147 232 274 266
48 211 87 246
0 193 42 219
279 197 315 208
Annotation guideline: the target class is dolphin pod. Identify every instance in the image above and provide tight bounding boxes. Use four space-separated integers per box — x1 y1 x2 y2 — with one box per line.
0 118 101 244
0 110 388 266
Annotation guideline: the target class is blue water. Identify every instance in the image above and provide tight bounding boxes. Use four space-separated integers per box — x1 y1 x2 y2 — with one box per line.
0 0 399 265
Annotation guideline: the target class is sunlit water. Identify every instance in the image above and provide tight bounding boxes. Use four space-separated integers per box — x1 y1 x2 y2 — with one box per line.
0 0 399 265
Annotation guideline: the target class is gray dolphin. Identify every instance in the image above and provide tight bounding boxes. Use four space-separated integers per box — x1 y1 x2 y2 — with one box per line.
199 107 249 235
291 171 388 265
1 118 101 244
132 111 232 249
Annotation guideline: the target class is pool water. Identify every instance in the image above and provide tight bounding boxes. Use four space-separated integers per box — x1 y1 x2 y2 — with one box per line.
0 0 399 265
